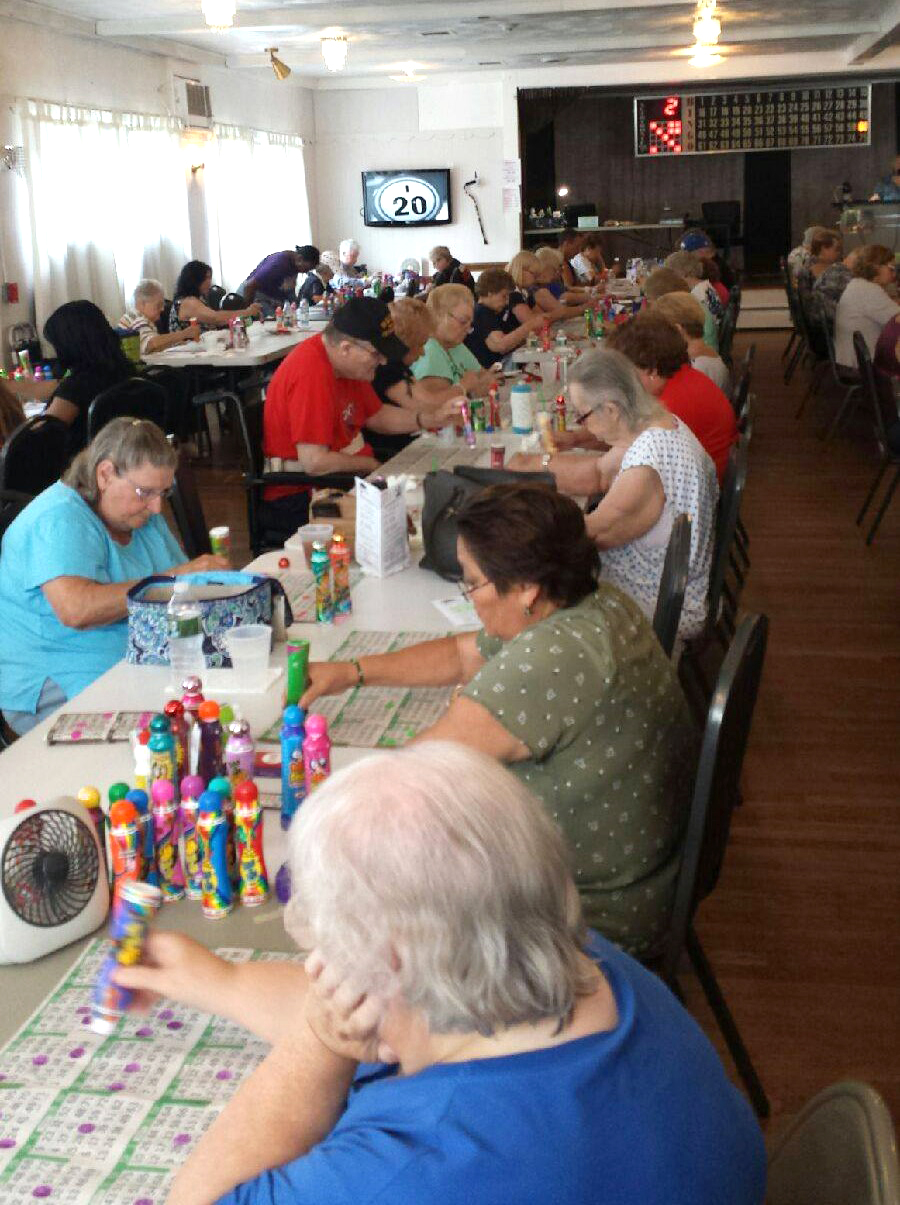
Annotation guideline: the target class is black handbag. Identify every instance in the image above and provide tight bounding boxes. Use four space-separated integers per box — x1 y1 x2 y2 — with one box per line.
419 465 555 581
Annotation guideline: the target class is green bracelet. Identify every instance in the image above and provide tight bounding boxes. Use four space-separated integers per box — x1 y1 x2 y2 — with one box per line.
351 658 365 687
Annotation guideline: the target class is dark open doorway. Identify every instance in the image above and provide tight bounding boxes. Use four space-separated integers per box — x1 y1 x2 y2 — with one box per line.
743 150 791 277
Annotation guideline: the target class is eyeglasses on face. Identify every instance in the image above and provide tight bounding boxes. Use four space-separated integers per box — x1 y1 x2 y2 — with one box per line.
574 405 601 427
457 577 491 599
115 471 173 502
449 311 474 329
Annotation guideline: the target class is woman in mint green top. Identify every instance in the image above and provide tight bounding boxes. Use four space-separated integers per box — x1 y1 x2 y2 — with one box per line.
302 483 696 954
0 418 228 736
411 284 499 399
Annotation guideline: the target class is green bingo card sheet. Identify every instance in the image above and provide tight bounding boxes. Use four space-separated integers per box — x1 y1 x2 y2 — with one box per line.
0 942 298 1203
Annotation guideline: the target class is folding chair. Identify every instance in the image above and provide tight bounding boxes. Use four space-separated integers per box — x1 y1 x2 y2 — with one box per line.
652 514 691 658
0 415 71 495
853 331 900 545
207 285 226 309
87 378 171 442
220 292 247 311
168 444 213 559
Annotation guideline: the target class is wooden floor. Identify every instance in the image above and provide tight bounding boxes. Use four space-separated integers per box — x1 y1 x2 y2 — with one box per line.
189 331 900 1126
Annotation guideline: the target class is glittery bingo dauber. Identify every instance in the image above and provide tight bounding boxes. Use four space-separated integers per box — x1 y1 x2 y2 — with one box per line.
90 880 162 1034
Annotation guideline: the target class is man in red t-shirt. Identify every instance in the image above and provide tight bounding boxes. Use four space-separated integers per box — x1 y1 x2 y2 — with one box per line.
607 312 737 482
262 297 458 533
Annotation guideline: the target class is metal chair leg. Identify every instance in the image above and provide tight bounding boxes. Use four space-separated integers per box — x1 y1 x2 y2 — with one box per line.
686 925 770 1119
823 384 861 442
857 461 888 526
784 338 805 385
865 466 900 545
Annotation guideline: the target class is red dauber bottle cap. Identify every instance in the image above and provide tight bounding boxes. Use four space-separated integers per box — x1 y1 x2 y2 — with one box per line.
14 799 37 813
138 729 151 745
164 699 184 717
234 781 258 804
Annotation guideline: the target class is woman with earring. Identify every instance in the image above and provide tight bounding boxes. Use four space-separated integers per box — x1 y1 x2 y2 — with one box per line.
301 483 695 956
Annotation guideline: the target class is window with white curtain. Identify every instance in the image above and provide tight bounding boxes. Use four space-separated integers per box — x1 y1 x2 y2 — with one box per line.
205 125 313 292
15 100 191 332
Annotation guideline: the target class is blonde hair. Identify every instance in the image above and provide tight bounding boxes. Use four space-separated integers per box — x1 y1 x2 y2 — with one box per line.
63 417 176 507
664 250 704 281
644 268 691 302
534 246 564 269
426 283 475 321
852 244 894 281
430 245 452 264
653 291 708 340
390 298 434 350
507 250 541 288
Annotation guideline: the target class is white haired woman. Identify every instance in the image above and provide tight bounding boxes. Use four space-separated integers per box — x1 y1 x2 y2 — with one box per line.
411 284 499 400
0 418 227 736
117 280 201 356
332 238 363 289
510 348 718 643
113 742 766 1205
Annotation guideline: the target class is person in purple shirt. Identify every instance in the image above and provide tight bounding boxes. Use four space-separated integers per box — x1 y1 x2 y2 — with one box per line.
114 743 766 1205
240 245 320 316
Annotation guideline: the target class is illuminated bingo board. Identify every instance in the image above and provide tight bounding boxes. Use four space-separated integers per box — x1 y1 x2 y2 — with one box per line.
635 86 872 156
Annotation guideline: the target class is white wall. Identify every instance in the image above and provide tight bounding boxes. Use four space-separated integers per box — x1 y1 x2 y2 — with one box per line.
311 81 520 277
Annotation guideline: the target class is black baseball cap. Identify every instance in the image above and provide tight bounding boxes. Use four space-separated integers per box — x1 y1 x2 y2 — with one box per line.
330 297 407 359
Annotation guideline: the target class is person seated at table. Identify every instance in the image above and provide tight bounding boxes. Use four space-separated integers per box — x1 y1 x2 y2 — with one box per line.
868 153 900 202
874 314 900 379
606 311 736 483
0 418 227 737
465 268 546 367
835 244 900 368
558 226 586 289
534 246 590 303
812 246 858 326
302 483 697 951
332 239 364 289
239 245 320 317
570 233 608 285
664 251 725 325
679 228 734 295
427 245 475 294
262 298 461 535
644 267 720 354
117 279 202 356
794 228 843 304
787 227 816 279
0 380 25 447
297 261 334 305
169 260 262 331
506 252 584 327
365 299 447 460
411 285 500 399
652 291 731 393
113 743 766 1205
509 350 717 643
41 300 135 455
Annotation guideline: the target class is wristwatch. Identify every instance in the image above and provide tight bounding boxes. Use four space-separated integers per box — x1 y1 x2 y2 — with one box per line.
540 452 552 469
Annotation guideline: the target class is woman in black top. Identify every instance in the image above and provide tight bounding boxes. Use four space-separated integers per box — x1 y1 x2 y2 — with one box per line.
365 299 444 461
44 301 135 456
169 260 260 331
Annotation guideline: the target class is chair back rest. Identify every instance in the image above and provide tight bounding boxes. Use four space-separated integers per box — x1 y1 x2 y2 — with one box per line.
739 342 756 376
728 283 742 315
169 445 212 559
780 257 804 327
157 300 174 335
652 514 691 658
767 1080 900 1205
718 303 738 365
220 292 247 311
709 434 749 629
731 367 751 420
662 614 769 978
0 489 33 550
0 415 71 495
239 396 266 476
86 378 171 443
701 200 741 242
853 330 895 455
207 285 226 309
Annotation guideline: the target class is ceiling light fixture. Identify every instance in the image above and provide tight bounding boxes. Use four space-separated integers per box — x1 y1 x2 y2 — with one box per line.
556 185 570 198
389 62 425 82
688 0 724 68
321 35 349 72
266 47 291 81
201 0 236 31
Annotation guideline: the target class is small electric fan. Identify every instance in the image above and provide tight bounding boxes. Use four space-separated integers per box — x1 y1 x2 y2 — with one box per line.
0 797 109 964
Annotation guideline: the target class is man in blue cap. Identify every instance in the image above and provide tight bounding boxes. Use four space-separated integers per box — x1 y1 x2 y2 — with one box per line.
680 228 734 294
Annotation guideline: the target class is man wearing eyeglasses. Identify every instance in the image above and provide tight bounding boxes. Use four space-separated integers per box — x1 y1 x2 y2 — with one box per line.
262 298 462 534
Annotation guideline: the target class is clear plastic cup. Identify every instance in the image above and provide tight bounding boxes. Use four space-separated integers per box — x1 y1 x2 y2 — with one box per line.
284 523 334 568
224 624 272 690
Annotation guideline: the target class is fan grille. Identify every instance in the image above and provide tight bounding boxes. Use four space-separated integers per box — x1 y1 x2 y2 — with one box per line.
2 810 100 927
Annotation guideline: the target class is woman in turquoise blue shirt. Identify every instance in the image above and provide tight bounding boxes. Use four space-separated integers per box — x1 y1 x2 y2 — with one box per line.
0 418 227 736
411 284 499 401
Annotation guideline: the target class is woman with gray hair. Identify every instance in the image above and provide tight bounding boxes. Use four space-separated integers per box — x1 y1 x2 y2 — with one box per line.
113 743 766 1205
511 348 717 641
116 279 201 356
332 237 363 289
0 418 227 735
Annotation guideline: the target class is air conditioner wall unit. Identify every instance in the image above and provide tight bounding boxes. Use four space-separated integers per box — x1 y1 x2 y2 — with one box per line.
173 76 213 130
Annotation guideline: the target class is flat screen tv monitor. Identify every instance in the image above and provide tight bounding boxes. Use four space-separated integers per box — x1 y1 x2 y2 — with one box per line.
362 169 451 227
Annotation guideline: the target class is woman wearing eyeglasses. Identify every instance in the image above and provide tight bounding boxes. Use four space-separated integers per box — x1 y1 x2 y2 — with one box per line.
411 285 500 401
0 418 227 737
301 482 695 956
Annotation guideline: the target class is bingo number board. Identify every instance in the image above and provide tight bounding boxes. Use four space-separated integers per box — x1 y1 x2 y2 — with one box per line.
635 85 872 156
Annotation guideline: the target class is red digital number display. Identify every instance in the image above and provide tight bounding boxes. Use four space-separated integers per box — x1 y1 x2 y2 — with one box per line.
663 96 680 117
638 96 684 155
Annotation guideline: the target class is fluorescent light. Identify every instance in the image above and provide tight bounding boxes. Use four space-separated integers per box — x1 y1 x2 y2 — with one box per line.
321 36 349 72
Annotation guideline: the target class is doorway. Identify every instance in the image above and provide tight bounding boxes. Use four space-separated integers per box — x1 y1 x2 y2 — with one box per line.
744 150 791 277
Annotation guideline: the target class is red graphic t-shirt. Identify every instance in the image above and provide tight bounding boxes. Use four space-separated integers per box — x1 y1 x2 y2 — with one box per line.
660 363 737 483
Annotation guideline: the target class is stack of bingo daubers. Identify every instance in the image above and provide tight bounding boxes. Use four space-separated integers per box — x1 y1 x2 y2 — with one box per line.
82 672 332 932
308 531 352 625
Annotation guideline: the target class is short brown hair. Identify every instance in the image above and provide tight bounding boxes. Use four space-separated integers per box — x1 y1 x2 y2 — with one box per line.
455 483 599 608
810 227 840 258
581 233 607 251
389 298 434 350
644 267 691 302
852 244 895 281
606 311 690 379
476 268 515 298
652 291 707 340
664 250 703 281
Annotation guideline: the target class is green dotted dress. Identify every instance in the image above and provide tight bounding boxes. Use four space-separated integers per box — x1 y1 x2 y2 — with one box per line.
463 584 696 954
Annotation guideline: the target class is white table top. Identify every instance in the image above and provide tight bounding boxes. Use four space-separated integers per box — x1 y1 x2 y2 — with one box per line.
143 328 317 370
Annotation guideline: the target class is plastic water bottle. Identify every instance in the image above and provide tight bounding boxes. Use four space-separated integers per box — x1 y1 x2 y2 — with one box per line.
510 381 534 435
299 298 310 328
167 581 204 689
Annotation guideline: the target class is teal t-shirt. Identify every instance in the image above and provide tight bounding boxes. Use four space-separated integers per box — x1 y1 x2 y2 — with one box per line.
411 337 481 384
0 482 185 712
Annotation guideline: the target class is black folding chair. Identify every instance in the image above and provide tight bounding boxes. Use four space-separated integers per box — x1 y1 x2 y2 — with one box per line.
206 285 226 309
219 292 247 311
657 613 771 1119
0 488 32 547
652 514 691 658
853 331 900 545
780 257 807 383
817 317 862 441
730 365 751 422
718 302 738 369
168 444 213 558
86 378 171 442
793 293 831 419
0 415 71 495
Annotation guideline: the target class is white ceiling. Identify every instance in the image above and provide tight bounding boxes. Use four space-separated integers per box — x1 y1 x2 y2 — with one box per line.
26 0 900 81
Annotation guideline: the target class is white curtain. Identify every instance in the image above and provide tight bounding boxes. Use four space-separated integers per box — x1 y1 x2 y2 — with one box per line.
16 100 191 332
206 125 312 292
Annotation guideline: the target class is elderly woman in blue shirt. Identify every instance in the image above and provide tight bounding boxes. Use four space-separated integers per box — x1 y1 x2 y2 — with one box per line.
0 417 227 736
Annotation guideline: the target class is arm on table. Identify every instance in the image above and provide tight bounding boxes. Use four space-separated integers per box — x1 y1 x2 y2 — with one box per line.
367 394 462 434
585 465 664 549
177 297 262 328
301 631 484 707
290 442 379 475
145 326 201 354
414 694 530 762
508 450 605 496
485 313 545 356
